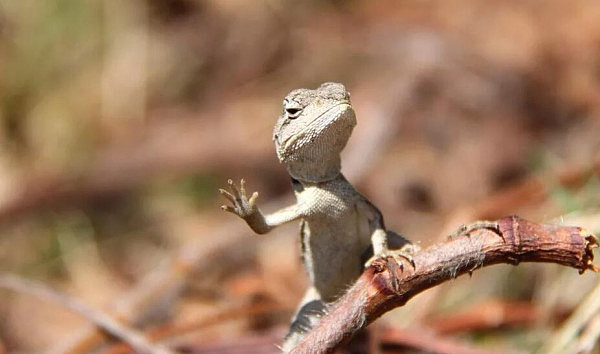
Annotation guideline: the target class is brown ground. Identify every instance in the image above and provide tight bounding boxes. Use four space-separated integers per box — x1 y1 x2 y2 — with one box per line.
0 0 599 352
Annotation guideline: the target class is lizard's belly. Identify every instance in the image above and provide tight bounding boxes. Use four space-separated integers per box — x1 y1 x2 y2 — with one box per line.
295 179 373 302
301 213 371 302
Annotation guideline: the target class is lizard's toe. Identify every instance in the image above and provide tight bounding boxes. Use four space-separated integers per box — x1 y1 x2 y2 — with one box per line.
220 179 261 218
364 254 385 268
248 191 259 207
366 246 418 270
219 188 236 203
221 205 236 214
391 252 415 270
365 251 402 269
447 221 500 240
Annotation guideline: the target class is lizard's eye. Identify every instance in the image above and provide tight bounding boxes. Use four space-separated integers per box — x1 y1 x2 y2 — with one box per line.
283 99 303 119
285 107 302 118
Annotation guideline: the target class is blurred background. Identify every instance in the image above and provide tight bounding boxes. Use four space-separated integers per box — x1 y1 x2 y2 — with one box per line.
1 0 600 352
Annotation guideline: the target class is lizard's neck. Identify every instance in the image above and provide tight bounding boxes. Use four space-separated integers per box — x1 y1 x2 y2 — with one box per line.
291 171 346 190
284 154 341 183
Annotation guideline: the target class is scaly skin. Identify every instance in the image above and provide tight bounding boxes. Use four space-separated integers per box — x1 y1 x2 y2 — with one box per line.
220 82 415 351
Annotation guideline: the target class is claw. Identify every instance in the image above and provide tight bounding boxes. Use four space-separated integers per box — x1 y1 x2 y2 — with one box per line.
396 243 419 269
392 257 404 272
364 255 381 268
228 179 241 199
240 179 248 199
248 191 259 206
448 221 500 240
392 253 415 270
221 205 236 213
219 179 259 219
447 224 467 240
219 188 235 203
405 255 416 269
365 248 416 271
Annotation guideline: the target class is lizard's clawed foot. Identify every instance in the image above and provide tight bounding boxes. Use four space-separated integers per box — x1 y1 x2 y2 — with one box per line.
219 179 259 219
447 220 500 240
365 244 420 270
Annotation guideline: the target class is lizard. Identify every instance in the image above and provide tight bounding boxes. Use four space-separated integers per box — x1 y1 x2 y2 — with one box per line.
219 82 415 351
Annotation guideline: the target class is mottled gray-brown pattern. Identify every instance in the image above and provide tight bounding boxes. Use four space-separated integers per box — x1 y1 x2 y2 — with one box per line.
220 83 414 352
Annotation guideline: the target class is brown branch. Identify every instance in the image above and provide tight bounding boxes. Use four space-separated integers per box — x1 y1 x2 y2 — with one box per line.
403 161 599 323
291 216 598 353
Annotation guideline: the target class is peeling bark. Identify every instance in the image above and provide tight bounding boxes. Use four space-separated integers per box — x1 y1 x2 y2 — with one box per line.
291 216 598 353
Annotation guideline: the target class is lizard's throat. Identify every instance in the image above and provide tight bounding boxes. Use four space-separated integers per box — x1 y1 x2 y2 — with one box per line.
284 154 342 183
275 105 355 183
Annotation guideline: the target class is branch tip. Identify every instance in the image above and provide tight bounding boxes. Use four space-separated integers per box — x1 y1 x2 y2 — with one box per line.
294 216 598 352
582 234 599 274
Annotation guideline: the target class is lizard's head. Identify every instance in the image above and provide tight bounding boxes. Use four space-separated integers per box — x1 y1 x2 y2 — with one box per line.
273 82 357 183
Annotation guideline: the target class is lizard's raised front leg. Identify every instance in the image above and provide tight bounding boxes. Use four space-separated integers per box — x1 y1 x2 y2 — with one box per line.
220 179 301 234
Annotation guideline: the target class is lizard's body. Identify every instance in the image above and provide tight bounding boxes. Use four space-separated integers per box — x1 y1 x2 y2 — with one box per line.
295 175 376 302
220 82 412 351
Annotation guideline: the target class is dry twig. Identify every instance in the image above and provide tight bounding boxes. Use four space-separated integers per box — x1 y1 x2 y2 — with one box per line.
572 313 600 353
291 215 598 353
0 273 172 354
543 278 600 354
380 326 507 354
103 302 285 354
425 299 540 334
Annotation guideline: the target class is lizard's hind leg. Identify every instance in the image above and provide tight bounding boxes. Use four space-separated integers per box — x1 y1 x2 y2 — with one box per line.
281 287 324 353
